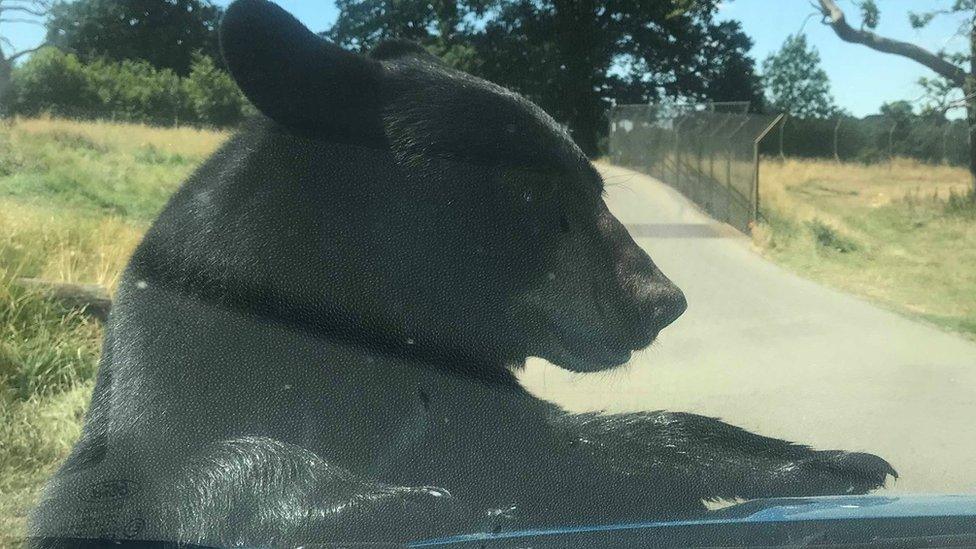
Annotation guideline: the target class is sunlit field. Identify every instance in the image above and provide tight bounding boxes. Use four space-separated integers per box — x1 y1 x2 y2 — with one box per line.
0 117 228 545
753 157 976 339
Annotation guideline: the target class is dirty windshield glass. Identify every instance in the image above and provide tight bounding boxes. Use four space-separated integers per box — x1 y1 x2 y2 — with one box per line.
2 0 975 547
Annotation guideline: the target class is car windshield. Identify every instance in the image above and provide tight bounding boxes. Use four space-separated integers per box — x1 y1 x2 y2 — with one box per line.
2 0 975 547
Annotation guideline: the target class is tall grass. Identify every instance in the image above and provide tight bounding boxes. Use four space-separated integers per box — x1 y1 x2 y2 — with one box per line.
0 117 227 545
754 157 976 338
1 117 223 222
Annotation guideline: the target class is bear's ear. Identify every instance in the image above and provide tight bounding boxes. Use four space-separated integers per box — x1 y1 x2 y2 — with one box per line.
220 0 385 144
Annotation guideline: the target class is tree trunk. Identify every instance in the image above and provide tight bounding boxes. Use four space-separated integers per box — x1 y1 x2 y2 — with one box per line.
0 59 12 117
14 278 112 322
552 0 601 157
888 123 896 168
833 117 842 162
969 12 976 197
778 116 787 160
967 89 976 197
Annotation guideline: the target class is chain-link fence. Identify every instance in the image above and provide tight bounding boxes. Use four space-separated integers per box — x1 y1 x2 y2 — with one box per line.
764 115 971 166
607 103 783 233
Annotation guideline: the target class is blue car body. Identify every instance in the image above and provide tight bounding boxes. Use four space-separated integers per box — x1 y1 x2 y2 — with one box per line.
411 495 976 548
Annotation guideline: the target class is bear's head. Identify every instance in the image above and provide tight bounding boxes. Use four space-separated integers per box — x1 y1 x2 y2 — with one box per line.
216 0 686 376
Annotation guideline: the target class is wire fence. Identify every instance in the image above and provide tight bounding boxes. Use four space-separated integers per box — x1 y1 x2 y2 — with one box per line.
607 103 782 233
764 115 971 166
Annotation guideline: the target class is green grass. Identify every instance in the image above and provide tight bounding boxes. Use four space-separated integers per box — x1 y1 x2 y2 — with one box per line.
754 157 976 340
0 117 227 545
0 118 219 222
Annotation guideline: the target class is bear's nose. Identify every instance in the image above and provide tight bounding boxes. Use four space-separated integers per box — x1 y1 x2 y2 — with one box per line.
647 284 687 331
620 278 686 349
618 250 687 338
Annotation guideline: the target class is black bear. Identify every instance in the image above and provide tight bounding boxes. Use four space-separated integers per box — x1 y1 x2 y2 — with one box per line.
30 1 896 546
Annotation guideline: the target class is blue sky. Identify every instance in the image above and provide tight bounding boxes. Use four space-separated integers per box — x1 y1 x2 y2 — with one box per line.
716 0 970 117
1 1 969 117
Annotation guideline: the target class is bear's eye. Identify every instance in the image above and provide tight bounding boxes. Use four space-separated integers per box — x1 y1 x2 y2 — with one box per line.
558 214 570 234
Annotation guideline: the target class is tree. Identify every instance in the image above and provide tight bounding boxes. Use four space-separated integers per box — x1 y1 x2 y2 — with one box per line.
477 1 764 154
7 46 250 126
329 0 485 73
7 46 94 117
0 0 54 111
879 99 915 123
330 0 764 156
45 0 223 76
700 20 766 111
184 52 251 127
762 34 837 118
815 0 976 195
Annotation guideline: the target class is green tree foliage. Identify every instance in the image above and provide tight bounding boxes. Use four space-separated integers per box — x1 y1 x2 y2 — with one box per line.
45 0 223 76
879 100 915 124
330 0 475 48
85 57 188 124
699 20 765 110
904 2 974 113
184 52 253 126
858 0 880 30
6 47 95 118
762 34 837 118
330 0 763 155
6 47 248 127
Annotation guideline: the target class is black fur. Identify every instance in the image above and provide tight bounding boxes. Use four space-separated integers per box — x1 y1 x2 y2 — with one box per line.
29 1 896 546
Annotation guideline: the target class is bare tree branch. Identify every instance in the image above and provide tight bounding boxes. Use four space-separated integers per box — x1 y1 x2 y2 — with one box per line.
7 42 45 61
0 16 45 25
1 4 49 17
817 0 967 87
0 0 52 60
0 0 54 21
1 0 53 8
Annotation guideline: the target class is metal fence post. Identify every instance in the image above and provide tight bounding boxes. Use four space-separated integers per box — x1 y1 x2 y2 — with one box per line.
753 113 786 225
833 117 842 162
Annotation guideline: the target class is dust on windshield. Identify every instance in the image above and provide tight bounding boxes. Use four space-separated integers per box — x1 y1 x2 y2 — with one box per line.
1 0 974 547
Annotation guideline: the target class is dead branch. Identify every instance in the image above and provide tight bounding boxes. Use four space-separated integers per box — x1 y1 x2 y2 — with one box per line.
15 278 112 322
816 0 967 87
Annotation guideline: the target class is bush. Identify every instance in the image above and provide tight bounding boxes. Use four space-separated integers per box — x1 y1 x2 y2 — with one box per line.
86 58 191 125
184 53 252 127
945 188 976 218
806 218 858 253
9 48 97 119
7 48 250 128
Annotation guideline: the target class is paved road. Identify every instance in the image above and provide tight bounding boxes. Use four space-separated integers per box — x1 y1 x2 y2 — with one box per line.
518 161 976 495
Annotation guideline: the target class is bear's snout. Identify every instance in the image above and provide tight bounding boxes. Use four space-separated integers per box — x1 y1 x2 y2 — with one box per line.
599 206 687 348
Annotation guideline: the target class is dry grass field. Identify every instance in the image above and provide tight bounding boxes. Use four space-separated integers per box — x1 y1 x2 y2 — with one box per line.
754 157 976 339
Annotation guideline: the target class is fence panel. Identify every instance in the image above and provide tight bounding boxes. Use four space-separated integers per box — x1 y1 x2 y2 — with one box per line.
608 104 781 233
761 115 971 166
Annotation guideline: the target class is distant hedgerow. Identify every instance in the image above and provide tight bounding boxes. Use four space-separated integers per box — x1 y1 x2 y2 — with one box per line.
5 47 252 128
